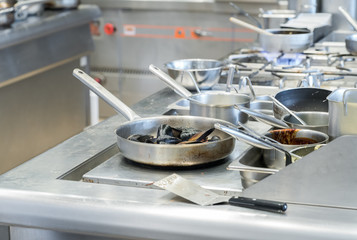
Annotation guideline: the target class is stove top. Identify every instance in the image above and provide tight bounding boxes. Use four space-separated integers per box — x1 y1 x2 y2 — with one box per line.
82 121 271 195
225 46 357 89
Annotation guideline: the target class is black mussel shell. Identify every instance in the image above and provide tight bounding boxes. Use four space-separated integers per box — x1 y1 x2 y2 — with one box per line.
157 124 182 138
179 128 201 141
155 135 182 144
128 134 155 143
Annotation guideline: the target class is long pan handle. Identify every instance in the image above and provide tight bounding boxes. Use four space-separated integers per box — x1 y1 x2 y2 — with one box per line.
270 96 307 126
229 17 274 36
338 6 357 31
236 105 289 129
73 69 141 121
149 64 193 99
228 197 287 213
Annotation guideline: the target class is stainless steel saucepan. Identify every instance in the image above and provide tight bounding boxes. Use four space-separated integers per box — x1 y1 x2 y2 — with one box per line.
229 17 312 53
150 64 257 125
73 69 235 167
215 123 329 170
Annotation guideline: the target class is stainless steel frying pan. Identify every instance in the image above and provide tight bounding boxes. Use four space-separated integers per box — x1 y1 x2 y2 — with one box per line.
73 69 235 167
229 17 312 53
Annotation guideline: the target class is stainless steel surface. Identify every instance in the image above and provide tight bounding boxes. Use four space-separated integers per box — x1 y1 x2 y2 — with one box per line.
83 149 243 195
0 86 357 239
0 5 101 83
243 135 357 210
327 88 357 138
165 59 223 90
282 111 329 134
228 147 277 188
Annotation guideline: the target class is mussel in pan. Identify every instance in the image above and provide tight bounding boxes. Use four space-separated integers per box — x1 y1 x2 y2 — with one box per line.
127 124 220 145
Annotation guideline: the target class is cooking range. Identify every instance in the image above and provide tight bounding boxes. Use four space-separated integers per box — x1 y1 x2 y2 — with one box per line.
83 39 357 197
226 45 357 89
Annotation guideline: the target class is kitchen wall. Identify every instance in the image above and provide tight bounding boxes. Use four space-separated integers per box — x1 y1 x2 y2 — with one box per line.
83 0 280 117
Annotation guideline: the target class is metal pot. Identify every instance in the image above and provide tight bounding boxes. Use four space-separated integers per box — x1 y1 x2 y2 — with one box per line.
263 129 329 169
149 64 253 124
259 28 313 53
164 59 223 90
229 17 313 53
218 123 329 170
73 69 235 167
273 87 331 119
327 88 357 139
282 111 329 135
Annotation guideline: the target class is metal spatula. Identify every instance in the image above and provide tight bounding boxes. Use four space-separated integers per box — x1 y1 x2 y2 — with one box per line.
154 173 287 213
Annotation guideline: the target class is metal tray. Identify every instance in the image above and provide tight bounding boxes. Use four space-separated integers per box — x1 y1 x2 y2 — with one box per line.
227 147 278 188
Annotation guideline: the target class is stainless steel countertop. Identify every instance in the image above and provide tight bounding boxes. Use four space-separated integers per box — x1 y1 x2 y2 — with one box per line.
0 5 101 50
0 87 357 239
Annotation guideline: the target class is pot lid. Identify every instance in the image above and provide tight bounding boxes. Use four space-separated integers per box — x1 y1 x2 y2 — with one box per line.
327 88 357 103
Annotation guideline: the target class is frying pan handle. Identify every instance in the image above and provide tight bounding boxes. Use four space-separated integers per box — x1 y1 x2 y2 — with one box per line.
214 123 293 165
235 105 289 129
73 69 141 121
228 197 287 213
342 88 357 115
214 123 274 150
229 17 274 36
149 64 193 99
338 6 357 31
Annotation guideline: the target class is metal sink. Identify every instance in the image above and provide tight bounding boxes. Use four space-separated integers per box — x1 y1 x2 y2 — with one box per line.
227 147 278 189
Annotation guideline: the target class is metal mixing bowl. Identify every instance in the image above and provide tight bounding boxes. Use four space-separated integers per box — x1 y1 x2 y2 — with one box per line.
165 59 223 90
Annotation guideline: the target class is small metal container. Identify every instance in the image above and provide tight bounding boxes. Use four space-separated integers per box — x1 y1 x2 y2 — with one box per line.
165 59 223 90
263 129 329 169
327 88 357 139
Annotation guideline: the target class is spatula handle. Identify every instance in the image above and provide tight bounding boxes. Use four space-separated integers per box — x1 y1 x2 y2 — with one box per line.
228 197 287 213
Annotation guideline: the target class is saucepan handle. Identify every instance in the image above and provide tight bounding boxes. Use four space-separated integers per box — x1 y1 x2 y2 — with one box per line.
149 64 193 99
228 196 288 213
342 88 357 115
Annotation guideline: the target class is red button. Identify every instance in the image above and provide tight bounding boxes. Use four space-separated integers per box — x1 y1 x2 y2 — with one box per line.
104 23 116 35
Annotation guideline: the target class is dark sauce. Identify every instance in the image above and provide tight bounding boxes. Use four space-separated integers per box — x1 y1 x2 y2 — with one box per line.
270 129 318 145
289 137 318 145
